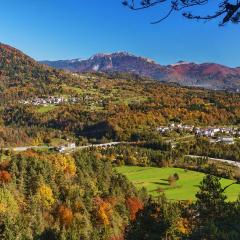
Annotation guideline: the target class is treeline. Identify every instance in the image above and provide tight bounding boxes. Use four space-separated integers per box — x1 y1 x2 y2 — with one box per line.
0 124 72 148
101 144 171 167
189 138 240 161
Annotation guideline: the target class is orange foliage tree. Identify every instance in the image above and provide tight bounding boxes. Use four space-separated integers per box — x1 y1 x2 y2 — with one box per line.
94 197 113 226
57 205 74 227
0 170 12 184
126 197 143 221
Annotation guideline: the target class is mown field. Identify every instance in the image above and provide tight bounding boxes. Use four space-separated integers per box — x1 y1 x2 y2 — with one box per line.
116 166 240 201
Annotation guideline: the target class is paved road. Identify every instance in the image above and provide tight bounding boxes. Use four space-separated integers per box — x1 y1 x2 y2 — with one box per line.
186 155 240 168
3 144 239 169
2 145 53 152
1 142 123 152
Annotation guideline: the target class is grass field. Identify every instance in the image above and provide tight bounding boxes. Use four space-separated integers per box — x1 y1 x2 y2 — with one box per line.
116 166 240 201
37 105 57 113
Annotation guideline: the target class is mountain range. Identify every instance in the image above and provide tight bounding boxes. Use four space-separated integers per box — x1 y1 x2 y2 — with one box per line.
41 52 240 91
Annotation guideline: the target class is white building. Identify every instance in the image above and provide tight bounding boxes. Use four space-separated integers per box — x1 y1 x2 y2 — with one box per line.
67 143 76 148
56 146 66 153
218 137 234 144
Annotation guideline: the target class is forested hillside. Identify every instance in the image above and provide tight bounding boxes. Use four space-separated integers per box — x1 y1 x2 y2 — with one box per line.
0 43 70 102
0 148 239 240
0 43 240 239
0 43 240 146
0 149 144 239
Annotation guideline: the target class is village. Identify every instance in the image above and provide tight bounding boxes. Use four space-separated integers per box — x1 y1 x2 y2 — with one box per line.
157 123 240 144
18 94 107 110
19 96 81 106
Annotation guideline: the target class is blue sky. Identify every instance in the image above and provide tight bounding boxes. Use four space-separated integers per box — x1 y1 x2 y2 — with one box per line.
0 0 240 67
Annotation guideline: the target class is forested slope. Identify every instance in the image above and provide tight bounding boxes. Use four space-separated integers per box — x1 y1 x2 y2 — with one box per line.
0 43 240 146
0 149 143 239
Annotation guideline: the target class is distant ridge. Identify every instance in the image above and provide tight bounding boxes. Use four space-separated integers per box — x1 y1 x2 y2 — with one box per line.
41 52 240 91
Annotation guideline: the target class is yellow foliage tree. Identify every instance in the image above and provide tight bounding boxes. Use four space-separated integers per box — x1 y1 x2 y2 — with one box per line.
0 188 19 218
0 203 6 213
177 217 192 235
37 184 55 209
50 154 76 176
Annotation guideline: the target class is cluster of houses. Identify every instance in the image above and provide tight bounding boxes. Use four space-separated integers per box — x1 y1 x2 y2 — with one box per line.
194 127 240 138
55 143 76 153
20 96 80 106
19 95 106 109
157 123 194 134
157 123 240 144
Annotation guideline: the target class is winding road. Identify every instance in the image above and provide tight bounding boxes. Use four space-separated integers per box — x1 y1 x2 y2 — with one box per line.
2 143 239 169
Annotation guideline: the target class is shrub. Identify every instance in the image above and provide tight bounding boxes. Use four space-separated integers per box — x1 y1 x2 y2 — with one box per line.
173 173 180 181
168 175 176 187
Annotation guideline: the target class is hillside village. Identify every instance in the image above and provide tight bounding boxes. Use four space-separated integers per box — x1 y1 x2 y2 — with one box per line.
157 123 240 144
19 96 81 106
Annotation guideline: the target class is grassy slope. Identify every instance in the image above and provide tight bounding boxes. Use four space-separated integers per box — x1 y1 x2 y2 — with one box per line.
37 105 57 113
116 166 240 201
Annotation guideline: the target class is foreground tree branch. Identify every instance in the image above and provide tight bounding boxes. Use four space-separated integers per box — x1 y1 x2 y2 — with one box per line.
122 0 240 25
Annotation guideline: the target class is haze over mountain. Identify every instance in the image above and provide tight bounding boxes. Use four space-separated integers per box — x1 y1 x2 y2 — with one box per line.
41 52 240 91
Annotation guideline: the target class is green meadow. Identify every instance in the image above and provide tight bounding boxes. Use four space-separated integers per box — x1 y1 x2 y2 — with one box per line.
37 105 57 113
116 166 240 201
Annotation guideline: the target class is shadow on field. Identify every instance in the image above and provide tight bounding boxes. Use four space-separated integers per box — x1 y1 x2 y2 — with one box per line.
160 178 169 182
151 181 169 186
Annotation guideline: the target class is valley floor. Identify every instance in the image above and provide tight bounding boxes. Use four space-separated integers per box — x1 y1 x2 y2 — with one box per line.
116 166 240 201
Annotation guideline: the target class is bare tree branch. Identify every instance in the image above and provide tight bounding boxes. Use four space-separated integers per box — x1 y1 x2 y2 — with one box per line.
122 0 240 25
